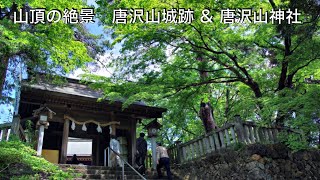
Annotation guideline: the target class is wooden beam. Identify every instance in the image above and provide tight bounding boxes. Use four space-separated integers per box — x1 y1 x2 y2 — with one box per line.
49 116 64 123
60 119 70 164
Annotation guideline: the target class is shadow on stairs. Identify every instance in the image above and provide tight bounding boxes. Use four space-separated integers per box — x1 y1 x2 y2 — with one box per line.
59 164 178 180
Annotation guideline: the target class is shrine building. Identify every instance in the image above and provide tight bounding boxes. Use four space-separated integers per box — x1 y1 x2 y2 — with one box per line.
17 77 166 166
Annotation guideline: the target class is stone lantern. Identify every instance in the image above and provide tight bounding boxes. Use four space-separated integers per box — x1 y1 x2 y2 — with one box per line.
33 106 56 156
144 119 162 169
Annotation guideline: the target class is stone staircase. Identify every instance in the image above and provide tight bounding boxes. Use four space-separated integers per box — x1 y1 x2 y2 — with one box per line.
59 164 174 180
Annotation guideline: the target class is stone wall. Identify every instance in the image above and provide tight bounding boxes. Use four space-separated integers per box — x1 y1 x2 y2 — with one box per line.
171 144 320 180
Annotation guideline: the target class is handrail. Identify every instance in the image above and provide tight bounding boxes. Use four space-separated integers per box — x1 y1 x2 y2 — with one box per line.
177 123 236 148
167 120 306 164
18 124 26 141
105 147 147 180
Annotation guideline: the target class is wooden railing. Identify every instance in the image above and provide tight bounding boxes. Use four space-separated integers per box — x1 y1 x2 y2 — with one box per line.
168 119 302 164
0 115 26 142
0 123 12 141
18 123 26 141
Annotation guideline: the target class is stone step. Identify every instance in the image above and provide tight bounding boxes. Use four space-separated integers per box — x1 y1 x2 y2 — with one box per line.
64 169 139 175
80 173 170 179
73 177 170 180
60 164 133 171
73 177 171 180
77 174 172 180
60 164 174 180
82 174 140 179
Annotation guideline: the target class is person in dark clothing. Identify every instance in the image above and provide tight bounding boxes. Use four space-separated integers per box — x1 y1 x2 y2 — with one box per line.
71 154 79 164
135 132 147 175
156 142 172 180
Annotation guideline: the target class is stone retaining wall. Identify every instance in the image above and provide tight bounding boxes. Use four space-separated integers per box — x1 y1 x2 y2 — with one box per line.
171 144 320 180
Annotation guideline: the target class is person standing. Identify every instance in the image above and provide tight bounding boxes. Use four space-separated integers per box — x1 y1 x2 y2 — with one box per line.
71 154 79 164
136 132 147 175
156 142 172 180
110 134 122 167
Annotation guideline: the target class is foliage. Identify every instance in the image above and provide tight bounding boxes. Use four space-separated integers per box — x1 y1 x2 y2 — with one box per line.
0 140 72 179
0 0 103 100
231 142 246 152
87 0 320 147
278 131 309 152
24 120 38 147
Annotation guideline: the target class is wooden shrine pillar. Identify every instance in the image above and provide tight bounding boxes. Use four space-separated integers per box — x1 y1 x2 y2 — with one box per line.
130 118 137 165
96 136 100 166
92 134 103 166
110 112 116 136
92 138 97 165
60 119 70 164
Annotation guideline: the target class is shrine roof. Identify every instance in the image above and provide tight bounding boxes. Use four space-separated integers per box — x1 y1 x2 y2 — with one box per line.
21 77 166 118
22 79 104 100
22 78 147 105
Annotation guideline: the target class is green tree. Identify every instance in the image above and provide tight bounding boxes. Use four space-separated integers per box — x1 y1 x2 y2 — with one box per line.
0 0 103 100
88 0 320 144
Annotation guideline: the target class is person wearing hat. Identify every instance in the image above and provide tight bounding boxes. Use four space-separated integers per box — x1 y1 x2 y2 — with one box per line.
156 142 172 180
136 132 147 175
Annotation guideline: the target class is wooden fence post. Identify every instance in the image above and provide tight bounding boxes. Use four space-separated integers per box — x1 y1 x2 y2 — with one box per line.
175 140 182 164
234 115 245 143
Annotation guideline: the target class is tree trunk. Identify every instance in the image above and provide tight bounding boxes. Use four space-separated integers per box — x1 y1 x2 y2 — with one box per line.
0 56 9 99
225 86 230 118
277 36 292 91
199 102 217 133
197 56 217 133
278 61 288 91
247 80 262 98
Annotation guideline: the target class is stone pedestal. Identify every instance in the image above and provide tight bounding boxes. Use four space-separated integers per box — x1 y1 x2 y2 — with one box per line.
36 120 50 156
150 137 157 170
37 125 45 156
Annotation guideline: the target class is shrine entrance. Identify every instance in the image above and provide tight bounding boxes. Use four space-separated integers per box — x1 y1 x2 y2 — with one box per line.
18 77 166 166
67 137 92 165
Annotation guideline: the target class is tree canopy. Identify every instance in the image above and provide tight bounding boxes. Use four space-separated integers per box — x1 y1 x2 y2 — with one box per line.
84 0 320 147
0 0 102 101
